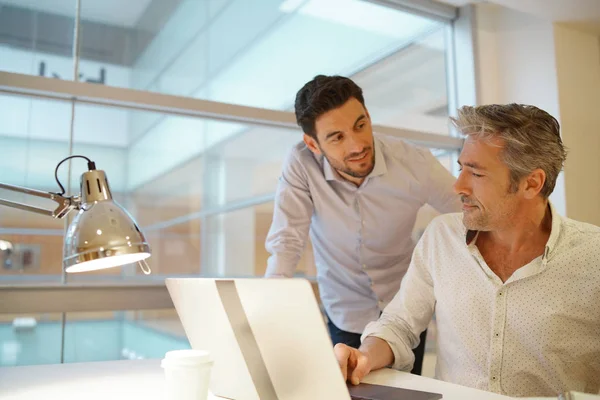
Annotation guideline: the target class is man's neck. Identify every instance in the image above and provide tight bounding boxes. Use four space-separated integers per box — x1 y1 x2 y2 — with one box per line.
476 200 552 282
485 201 552 252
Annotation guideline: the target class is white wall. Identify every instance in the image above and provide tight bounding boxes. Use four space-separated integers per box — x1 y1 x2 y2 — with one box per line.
553 25 600 226
472 3 600 224
473 4 567 216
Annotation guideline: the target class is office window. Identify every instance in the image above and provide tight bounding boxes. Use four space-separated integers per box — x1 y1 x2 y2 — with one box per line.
0 310 189 366
0 94 70 280
1 0 451 135
0 0 463 368
0 0 75 79
0 98 304 278
0 94 456 280
0 313 63 366
63 309 189 363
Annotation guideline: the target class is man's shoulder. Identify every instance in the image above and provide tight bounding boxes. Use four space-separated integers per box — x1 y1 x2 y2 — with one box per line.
415 213 466 255
283 141 319 169
288 140 307 157
561 216 600 234
287 141 318 163
559 216 600 248
282 141 323 182
420 213 465 242
429 212 464 230
376 133 430 164
376 133 413 152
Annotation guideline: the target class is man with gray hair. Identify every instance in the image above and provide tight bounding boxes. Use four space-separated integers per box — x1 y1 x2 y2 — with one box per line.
334 104 600 397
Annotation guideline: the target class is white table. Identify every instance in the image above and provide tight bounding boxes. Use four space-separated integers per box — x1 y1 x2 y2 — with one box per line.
0 359 515 400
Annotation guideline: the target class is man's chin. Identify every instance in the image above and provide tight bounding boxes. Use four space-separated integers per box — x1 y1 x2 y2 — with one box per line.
347 164 374 178
462 215 491 232
462 215 479 231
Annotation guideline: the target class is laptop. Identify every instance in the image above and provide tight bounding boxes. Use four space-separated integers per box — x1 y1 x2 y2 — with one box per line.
165 278 442 400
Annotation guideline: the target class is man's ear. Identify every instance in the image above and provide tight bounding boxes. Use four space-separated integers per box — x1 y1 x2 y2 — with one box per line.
523 168 546 199
303 134 321 155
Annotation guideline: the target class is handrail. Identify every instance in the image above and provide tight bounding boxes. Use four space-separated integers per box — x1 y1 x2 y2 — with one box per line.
0 282 173 313
0 277 319 314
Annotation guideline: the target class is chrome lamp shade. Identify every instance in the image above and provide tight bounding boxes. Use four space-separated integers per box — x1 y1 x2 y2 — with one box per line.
0 156 151 274
63 170 151 273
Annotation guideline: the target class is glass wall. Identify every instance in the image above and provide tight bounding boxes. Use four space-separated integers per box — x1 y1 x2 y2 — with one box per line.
0 0 456 280
1 0 451 132
0 309 189 366
0 0 461 367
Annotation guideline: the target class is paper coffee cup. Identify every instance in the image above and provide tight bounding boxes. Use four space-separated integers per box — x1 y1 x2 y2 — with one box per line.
161 349 213 400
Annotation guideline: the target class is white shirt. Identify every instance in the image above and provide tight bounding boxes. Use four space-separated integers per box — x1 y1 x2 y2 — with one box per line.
265 134 460 333
363 204 600 397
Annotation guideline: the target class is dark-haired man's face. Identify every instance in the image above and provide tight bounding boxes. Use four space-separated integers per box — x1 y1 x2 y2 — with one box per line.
303 97 375 185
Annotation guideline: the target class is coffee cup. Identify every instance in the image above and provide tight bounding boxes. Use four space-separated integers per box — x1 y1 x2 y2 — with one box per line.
161 349 213 400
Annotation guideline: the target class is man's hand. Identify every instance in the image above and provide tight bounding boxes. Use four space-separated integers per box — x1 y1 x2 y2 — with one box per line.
334 343 372 385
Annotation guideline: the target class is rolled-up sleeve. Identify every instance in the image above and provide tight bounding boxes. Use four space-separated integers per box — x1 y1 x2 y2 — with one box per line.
361 223 436 371
265 147 314 278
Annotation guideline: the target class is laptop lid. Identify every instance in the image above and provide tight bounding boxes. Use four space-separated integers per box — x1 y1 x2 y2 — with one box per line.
165 278 352 400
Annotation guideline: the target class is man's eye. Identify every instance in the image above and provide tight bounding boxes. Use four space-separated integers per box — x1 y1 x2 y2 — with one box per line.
458 168 482 178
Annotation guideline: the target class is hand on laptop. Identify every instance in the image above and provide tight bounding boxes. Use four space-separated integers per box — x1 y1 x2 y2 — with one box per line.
334 337 395 386
334 343 372 385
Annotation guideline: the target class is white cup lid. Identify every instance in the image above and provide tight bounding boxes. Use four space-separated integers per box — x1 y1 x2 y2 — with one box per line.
162 349 212 367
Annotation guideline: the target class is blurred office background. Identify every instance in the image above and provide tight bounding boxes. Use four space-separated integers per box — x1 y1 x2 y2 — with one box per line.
0 0 598 377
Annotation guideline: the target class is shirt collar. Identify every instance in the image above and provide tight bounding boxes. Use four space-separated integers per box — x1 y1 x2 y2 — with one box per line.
323 157 339 181
323 137 388 182
463 201 563 259
369 137 387 178
544 201 562 260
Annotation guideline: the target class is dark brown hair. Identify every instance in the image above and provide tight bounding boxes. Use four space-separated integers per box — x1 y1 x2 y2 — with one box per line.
294 75 365 140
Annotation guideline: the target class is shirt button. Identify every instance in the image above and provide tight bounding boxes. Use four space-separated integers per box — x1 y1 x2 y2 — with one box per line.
498 292 503 296
494 333 499 337
491 376 497 381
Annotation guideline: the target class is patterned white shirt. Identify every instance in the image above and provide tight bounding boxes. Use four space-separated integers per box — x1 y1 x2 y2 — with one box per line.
265 134 460 333
363 204 600 397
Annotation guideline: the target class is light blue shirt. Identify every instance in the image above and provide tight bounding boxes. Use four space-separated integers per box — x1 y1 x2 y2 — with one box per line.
265 134 461 333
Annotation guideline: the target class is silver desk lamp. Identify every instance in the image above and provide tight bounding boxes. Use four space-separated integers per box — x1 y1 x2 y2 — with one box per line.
0 155 151 274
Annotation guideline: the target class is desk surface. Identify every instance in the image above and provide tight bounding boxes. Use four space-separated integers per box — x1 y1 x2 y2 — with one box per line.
0 359 514 400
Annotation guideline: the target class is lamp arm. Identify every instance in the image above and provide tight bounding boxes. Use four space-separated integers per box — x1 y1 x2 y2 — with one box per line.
0 182 81 219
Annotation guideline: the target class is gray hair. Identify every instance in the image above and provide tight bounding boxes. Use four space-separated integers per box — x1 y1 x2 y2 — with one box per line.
450 104 567 198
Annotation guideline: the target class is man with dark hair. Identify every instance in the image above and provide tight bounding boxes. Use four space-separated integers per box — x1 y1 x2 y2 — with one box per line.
265 75 460 375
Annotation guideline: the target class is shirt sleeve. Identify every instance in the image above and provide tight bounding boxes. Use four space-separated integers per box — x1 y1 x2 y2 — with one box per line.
422 148 462 214
361 221 437 371
264 147 314 278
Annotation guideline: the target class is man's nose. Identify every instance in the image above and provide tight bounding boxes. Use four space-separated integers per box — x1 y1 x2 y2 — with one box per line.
346 135 366 155
453 171 471 196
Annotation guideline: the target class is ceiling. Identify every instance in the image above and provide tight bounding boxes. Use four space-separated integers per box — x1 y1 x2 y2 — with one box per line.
436 0 600 34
